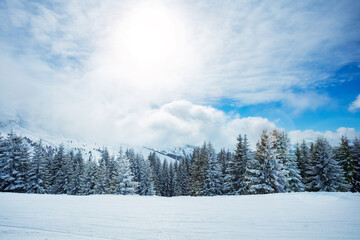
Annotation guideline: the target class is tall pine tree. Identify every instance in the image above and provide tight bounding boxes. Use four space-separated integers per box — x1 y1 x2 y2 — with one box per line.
351 137 360 192
334 136 354 190
307 137 347 192
203 142 222 196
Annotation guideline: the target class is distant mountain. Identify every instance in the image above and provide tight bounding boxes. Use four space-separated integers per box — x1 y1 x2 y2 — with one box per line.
0 118 191 162
144 145 195 161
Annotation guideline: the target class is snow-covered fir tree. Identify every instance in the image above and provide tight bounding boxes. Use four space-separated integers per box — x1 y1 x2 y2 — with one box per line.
65 150 75 195
307 137 347 192
224 134 250 195
244 130 286 194
67 150 84 195
176 157 190 195
334 136 354 190
241 151 262 195
351 137 360 192
127 149 141 191
82 153 98 195
95 148 112 194
169 162 176 197
234 135 250 194
43 146 55 193
1 133 30 192
189 143 214 196
27 140 46 194
108 154 120 194
203 142 223 196
295 140 311 188
285 150 305 192
139 157 155 196
217 148 227 183
115 156 137 195
253 130 277 194
222 150 233 194
52 145 67 194
223 154 235 195
148 152 162 195
160 159 171 196
305 143 317 191
272 131 289 193
0 134 10 191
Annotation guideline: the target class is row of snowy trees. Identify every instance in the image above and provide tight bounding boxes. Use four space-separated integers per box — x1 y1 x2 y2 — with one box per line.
0 133 140 195
1 130 360 196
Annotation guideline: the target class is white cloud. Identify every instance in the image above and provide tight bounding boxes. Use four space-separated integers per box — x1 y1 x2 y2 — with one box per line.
349 94 360 112
288 127 360 146
129 100 277 149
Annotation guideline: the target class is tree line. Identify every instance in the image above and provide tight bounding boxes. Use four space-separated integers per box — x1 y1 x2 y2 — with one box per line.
0 130 359 196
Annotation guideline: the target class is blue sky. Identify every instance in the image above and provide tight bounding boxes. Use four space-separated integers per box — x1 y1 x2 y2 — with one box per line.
0 0 360 149
217 62 360 132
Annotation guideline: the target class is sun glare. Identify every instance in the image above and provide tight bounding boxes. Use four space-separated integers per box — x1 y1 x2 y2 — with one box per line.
115 2 189 73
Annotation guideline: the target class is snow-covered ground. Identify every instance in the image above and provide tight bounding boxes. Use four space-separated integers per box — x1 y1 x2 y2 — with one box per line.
0 192 359 240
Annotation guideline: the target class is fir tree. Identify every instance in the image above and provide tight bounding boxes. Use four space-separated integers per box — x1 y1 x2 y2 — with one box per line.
307 137 347 192
27 140 46 194
296 140 311 187
139 157 155 196
334 136 354 190
176 158 190 195
96 148 111 194
160 159 170 196
351 137 360 192
169 162 176 197
253 130 277 194
189 144 208 196
115 156 137 195
52 145 67 194
223 154 236 195
108 154 119 194
217 148 227 182
82 153 98 195
242 152 262 195
305 143 317 191
43 146 55 193
1 133 30 192
285 150 305 192
68 150 84 195
148 152 162 195
270 130 288 193
234 135 250 194
0 134 10 191
65 150 75 195
127 149 140 186
203 142 223 196
244 130 286 194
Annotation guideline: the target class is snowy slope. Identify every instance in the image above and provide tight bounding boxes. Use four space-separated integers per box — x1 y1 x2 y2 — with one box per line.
0 119 184 163
0 192 359 240
144 145 195 161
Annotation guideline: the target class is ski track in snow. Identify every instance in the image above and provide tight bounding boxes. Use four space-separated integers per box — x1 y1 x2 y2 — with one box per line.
0 192 359 240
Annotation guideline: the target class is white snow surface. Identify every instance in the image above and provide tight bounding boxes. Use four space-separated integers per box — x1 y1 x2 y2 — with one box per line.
0 192 359 240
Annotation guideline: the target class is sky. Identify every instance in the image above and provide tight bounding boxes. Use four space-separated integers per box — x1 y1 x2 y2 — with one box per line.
0 0 360 150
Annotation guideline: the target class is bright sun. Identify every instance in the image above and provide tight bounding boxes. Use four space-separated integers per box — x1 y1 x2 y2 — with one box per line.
115 2 189 74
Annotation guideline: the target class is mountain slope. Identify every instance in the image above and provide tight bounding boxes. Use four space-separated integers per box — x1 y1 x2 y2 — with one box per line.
0 118 191 162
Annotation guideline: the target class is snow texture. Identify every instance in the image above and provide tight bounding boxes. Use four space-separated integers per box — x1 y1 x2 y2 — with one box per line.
0 192 359 240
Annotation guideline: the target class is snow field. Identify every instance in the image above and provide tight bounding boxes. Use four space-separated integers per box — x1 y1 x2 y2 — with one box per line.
0 192 359 240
